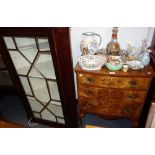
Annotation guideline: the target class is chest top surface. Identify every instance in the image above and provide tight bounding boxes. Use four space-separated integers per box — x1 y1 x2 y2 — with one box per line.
75 63 155 78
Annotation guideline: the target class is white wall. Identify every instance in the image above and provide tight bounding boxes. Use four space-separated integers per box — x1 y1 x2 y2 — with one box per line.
70 27 154 98
70 27 155 68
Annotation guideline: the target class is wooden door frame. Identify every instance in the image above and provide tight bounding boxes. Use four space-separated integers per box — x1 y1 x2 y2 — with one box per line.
139 29 155 127
0 27 77 127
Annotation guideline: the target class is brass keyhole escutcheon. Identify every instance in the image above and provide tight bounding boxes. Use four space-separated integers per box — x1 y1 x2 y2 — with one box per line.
122 107 132 113
86 77 95 83
129 80 137 87
85 89 93 96
128 95 135 100
86 103 92 109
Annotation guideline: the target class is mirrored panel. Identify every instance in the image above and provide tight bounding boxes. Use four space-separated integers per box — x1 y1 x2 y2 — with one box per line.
29 77 50 103
47 103 64 118
41 109 56 122
9 50 31 75
3 37 16 49
27 96 44 112
38 38 50 51
19 76 33 96
48 80 60 100
34 53 56 79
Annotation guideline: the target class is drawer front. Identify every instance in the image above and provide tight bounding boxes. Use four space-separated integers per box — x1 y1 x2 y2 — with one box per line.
110 89 146 104
77 73 151 89
111 77 150 89
78 85 109 99
79 96 142 117
121 102 143 117
79 97 109 114
78 85 147 104
77 73 111 87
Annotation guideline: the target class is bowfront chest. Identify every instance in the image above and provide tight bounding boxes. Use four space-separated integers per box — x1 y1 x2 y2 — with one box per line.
75 63 155 127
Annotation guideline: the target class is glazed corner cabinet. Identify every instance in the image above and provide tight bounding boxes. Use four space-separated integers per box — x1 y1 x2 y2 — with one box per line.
0 28 77 127
75 63 155 127
0 53 15 93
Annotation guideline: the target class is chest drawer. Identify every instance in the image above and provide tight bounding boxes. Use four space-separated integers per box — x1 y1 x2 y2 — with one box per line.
79 96 142 117
78 85 147 104
75 63 154 127
79 97 108 114
77 73 151 89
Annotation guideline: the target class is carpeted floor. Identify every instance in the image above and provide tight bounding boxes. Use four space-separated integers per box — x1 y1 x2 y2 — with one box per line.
82 114 131 128
0 94 131 128
0 94 49 128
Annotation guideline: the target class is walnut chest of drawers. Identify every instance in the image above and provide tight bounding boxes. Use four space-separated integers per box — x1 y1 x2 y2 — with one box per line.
75 63 155 127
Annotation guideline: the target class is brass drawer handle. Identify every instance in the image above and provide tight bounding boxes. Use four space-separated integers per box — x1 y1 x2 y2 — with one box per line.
85 89 93 96
85 103 92 109
129 80 137 87
128 95 135 100
122 107 132 113
86 77 95 83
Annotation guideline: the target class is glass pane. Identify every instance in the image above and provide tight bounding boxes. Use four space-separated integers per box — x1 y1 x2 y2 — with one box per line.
19 76 32 96
57 118 65 124
29 77 50 103
38 38 50 51
34 53 56 79
48 80 60 100
20 48 38 63
33 112 41 119
15 37 38 63
29 67 44 78
47 103 64 118
27 96 43 112
3 36 65 125
3 37 16 49
9 50 31 75
50 100 61 106
15 38 37 50
41 109 56 122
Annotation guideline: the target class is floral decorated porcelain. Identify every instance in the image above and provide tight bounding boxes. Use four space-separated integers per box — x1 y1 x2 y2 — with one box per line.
78 55 107 70
127 60 144 70
80 32 102 55
140 51 150 66
79 31 151 71
105 55 123 71
126 39 151 67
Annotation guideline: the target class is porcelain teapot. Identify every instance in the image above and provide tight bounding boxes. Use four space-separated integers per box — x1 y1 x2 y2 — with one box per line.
80 32 102 55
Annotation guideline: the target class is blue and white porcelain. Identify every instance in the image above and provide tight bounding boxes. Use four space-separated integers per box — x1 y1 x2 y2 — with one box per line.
127 60 144 70
140 52 150 66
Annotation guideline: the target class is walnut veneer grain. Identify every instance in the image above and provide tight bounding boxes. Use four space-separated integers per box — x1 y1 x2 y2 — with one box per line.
75 63 155 127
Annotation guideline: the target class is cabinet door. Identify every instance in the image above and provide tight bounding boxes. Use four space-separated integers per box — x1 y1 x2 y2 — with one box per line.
0 28 77 127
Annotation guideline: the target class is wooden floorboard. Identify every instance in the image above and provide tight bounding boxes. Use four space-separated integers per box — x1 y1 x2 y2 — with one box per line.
0 119 26 128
